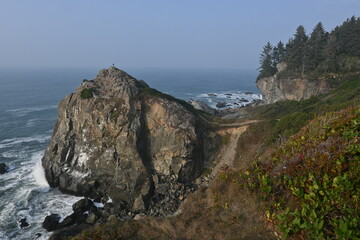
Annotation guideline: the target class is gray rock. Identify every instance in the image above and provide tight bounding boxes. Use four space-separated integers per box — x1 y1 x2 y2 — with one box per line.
216 102 227 108
189 100 216 114
132 194 146 212
156 183 169 195
42 66 205 210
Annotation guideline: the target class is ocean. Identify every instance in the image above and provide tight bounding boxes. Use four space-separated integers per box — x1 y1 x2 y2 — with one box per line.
0 67 260 239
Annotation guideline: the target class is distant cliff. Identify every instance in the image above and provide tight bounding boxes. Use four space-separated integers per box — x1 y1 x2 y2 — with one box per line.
42 67 206 212
256 62 332 104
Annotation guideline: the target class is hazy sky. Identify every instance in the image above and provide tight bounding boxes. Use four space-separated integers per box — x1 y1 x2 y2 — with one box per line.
0 0 359 70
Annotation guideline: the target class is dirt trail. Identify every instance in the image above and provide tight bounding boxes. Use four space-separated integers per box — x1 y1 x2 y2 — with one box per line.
199 115 262 127
211 125 248 177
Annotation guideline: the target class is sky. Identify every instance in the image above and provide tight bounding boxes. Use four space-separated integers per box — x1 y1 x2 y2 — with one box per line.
0 0 359 70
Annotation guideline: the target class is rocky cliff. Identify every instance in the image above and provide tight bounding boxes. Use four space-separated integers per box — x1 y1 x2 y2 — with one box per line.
256 63 331 104
42 67 205 212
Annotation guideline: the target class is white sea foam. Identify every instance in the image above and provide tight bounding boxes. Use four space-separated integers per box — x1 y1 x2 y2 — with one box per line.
0 135 50 149
93 202 104 208
26 118 40 127
6 105 57 117
194 90 262 109
32 151 50 190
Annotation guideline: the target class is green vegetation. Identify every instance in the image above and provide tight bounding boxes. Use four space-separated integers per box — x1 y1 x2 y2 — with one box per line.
258 16 360 80
237 107 360 239
249 73 360 142
80 88 94 99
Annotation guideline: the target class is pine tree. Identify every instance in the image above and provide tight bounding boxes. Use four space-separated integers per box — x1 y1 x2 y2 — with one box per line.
306 22 328 71
323 33 338 71
258 42 277 79
286 25 308 77
272 41 286 67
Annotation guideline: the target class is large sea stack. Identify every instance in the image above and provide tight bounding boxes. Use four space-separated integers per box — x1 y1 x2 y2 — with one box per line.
42 67 204 210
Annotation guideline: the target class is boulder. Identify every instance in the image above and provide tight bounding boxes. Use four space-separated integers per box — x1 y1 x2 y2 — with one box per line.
42 214 61 231
216 102 227 108
0 163 7 174
72 198 94 213
19 218 29 228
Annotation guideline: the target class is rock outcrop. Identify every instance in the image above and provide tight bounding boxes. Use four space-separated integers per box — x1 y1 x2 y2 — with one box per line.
0 163 7 174
256 63 331 104
42 67 204 212
189 100 216 115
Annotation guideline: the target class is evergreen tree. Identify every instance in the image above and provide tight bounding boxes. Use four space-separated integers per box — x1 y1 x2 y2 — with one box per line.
258 42 277 79
286 25 308 77
272 41 286 67
323 32 338 71
306 22 328 71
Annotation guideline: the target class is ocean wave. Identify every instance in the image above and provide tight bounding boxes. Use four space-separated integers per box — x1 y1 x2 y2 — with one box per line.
32 151 50 190
6 105 57 117
0 149 81 240
0 135 51 149
26 118 40 127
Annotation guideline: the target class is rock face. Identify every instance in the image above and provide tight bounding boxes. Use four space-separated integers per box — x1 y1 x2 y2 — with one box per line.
256 62 331 104
189 100 216 115
42 67 204 211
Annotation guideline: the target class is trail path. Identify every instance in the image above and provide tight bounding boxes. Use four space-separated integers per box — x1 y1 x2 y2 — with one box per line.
211 125 248 177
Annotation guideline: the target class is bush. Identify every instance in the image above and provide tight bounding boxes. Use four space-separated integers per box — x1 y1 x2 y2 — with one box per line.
241 107 360 239
80 88 93 99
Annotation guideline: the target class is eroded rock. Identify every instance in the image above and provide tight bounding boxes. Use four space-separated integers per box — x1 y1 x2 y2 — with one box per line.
42 66 205 214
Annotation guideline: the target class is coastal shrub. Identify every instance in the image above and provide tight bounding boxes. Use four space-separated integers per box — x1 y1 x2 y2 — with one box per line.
80 88 93 99
238 107 360 239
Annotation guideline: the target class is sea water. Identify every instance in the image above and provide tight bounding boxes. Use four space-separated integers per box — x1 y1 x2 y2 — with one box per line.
0 67 260 239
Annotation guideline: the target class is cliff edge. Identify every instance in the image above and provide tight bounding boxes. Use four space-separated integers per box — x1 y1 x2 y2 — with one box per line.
256 63 331 104
42 67 204 212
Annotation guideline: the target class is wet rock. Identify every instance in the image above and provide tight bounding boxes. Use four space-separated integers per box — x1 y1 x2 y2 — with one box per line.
19 218 29 228
35 233 42 239
208 93 217 97
216 102 227 108
72 198 94 213
0 163 8 174
42 214 61 231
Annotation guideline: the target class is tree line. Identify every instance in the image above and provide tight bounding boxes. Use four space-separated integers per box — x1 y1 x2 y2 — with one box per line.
258 16 360 80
